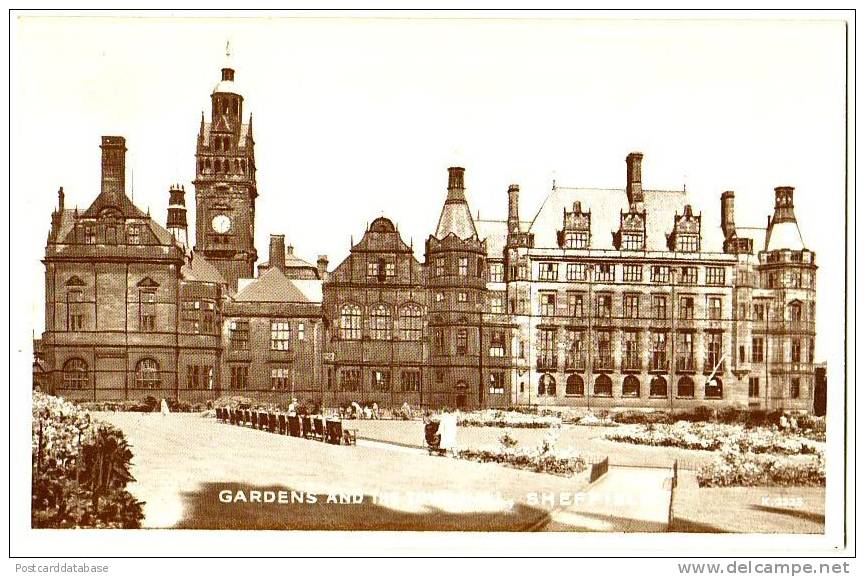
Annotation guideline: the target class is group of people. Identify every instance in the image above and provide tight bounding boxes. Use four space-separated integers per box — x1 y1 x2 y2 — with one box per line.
339 402 380 420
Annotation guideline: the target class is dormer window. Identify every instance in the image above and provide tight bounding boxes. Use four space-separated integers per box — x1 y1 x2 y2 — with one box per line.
616 210 646 251
563 231 589 249
558 201 591 250
621 232 644 251
669 205 702 253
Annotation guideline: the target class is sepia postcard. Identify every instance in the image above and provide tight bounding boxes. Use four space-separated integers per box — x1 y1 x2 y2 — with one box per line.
8 9 855 566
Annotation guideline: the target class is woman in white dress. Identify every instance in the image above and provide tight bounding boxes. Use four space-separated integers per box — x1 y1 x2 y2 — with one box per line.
160 398 170 416
437 409 458 456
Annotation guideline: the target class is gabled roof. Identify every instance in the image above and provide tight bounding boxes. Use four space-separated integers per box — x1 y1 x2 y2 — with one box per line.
234 266 321 304
181 252 227 285
81 188 147 219
529 186 691 252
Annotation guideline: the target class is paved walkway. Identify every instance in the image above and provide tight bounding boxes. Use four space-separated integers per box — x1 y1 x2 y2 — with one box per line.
96 412 673 531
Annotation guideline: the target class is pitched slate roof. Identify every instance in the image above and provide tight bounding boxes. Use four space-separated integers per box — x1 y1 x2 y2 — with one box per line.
529 186 694 252
475 218 534 258
234 266 321 303
766 221 805 252
200 122 251 151
181 252 227 285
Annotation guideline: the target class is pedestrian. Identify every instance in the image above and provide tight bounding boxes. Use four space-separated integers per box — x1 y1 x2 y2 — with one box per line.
372 402 380 420
363 404 372 420
288 397 298 417
160 398 170 417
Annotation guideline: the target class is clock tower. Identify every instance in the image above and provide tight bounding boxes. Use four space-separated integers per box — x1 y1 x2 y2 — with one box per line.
193 48 257 292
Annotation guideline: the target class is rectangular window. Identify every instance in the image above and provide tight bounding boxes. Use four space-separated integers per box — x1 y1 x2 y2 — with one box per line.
201 300 215 334
652 295 667 320
564 231 589 249
385 262 396 278
596 330 613 369
676 332 695 371
271 321 291 351
366 262 379 278
230 366 248 390
749 377 760 398
791 338 802 363
67 290 84 331
400 370 421 392
489 330 506 357
271 367 291 390
790 377 801 399
623 294 639 319
679 296 694 319
139 289 156 332
457 291 468 303
651 331 669 371
651 265 670 283
187 365 200 389
489 262 504 283
298 323 305 341
753 303 765 321
538 329 556 368
539 292 556 317
595 263 614 282
488 372 505 394
705 332 724 371
371 369 391 392
752 337 764 363
596 294 612 319
680 266 698 285
340 368 361 392
566 263 586 281
708 296 722 320
490 295 505 315
229 319 249 350
477 257 484 278
706 266 726 286
458 257 468 277
433 329 445 355
676 235 699 252
84 226 95 245
567 292 584 317
622 233 643 251
622 330 640 370
538 262 558 281
435 257 445 277
456 329 468 355
128 225 141 245
623 264 643 283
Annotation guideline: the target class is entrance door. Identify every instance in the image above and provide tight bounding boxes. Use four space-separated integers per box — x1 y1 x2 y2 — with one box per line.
455 381 467 409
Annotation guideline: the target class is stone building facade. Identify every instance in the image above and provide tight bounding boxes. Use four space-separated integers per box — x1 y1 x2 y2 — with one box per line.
39 56 818 412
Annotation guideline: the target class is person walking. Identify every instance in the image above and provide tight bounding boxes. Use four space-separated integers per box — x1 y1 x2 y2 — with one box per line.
160 398 170 417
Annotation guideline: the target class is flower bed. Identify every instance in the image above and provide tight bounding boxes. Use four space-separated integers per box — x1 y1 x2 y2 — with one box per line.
458 430 586 476
697 445 825 487
32 392 144 528
605 421 821 455
457 409 562 428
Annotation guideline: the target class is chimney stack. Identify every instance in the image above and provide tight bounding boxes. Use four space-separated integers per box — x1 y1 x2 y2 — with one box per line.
446 166 466 201
167 184 189 250
626 152 644 207
772 186 797 224
100 136 127 197
721 191 736 239
507 184 520 234
269 234 286 272
317 255 329 279
58 187 64 212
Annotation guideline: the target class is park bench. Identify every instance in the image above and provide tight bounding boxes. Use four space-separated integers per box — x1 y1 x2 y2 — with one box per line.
258 411 269 430
267 412 277 433
325 419 358 446
278 414 287 435
250 411 258 429
288 415 301 437
312 417 326 441
301 415 313 439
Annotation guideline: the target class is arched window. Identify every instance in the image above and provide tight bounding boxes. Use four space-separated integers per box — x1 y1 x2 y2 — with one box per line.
240 159 247 173
63 358 88 390
650 376 667 397
538 373 556 396
339 304 362 340
594 374 612 397
398 304 423 341
369 304 392 340
565 374 584 396
677 376 695 398
135 358 161 389
204 158 211 172
705 377 723 399
235 159 241 173
622 375 640 397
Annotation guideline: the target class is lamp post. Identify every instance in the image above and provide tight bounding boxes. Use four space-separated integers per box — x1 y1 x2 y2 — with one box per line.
584 264 594 411
669 267 678 411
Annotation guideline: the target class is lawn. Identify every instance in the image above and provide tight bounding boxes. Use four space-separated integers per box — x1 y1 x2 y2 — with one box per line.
670 471 825 533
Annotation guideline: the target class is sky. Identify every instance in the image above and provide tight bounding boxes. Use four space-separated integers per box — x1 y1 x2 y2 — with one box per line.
11 15 847 362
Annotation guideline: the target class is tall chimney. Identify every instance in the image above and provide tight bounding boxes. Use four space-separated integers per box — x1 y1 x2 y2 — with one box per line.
772 186 797 224
507 184 520 234
269 234 286 272
446 166 466 201
100 136 127 197
58 186 64 212
317 255 329 280
626 152 644 207
721 191 736 239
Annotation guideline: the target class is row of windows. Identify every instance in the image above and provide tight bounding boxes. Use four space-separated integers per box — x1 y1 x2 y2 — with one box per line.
337 368 422 392
80 223 145 246
534 373 722 399
228 320 307 350
198 157 248 175
61 358 161 389
338 304 423 340
535 263 723 285
535 292 725 321
432 256 485 279
557 231 700 253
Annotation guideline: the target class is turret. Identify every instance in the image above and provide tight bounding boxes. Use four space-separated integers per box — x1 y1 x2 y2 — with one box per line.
166 184 188 251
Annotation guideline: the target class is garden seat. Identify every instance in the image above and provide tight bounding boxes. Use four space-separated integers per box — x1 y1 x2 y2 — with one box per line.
342 427 358 446
301 416 313 439
268 413 277 433
288 415 301 437
258 411 269 430
250 411 258 429
313 418 326 441
278 414 287 434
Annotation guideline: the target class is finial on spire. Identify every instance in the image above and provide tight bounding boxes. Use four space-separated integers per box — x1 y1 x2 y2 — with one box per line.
225 40 231 59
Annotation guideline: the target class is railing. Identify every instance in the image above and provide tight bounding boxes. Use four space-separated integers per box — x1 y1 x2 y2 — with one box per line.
590 457 610 483
650 357 670 372
595 353 614 371
564 353 587 371
703 357 725 374
536 355 557 371
622 354 642 371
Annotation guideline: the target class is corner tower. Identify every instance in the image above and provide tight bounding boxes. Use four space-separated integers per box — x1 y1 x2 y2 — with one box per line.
193 46 258 292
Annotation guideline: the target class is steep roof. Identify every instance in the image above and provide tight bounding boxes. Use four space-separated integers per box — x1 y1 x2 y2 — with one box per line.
234 266 321 303
81 187 147 219
529 186 693 252
200 122 251 151
766 221 805 252
181 252 227 285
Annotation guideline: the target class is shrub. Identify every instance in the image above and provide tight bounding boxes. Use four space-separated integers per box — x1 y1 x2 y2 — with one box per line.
457 410 561 428
459 429 586 477
32 392 144 528
697 445 825 487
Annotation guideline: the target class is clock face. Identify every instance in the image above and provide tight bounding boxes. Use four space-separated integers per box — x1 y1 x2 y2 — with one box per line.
211 214 232 234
